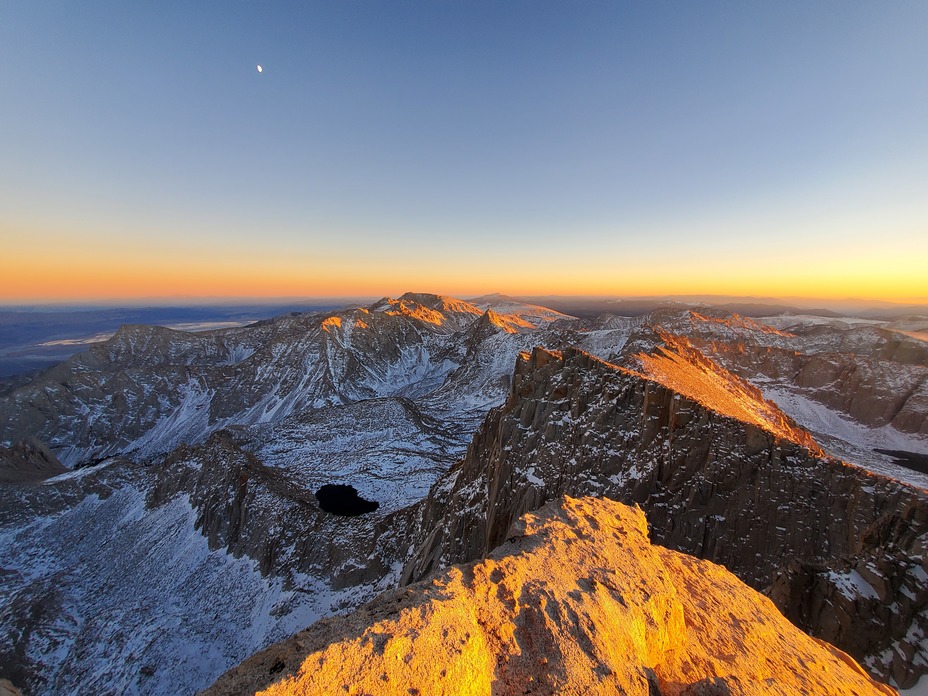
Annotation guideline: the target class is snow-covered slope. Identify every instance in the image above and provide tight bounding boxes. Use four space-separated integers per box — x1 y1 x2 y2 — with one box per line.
1 297 927 693
0 464 368 695
0 294 507 467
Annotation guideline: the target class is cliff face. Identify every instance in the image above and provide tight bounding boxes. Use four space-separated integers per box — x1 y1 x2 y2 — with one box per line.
0 438 67 483
768 502 928 688
148 429 419 589
403 346 928 686
205 497 894 696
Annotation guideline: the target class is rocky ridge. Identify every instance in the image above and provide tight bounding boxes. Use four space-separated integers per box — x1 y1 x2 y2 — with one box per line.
403 345 928 686
2 295 927 693
205 497 894 696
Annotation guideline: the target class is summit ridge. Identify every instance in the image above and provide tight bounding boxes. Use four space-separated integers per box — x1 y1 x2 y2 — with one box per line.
0 293 926 693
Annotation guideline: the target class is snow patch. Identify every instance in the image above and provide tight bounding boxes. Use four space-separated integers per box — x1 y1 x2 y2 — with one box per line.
761 384 928 489
0 486 365 696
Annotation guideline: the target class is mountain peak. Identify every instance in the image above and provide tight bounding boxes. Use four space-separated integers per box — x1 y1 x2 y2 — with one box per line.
205 496 893 696
369 293 483 327
477 308 535 334
633 330 821 452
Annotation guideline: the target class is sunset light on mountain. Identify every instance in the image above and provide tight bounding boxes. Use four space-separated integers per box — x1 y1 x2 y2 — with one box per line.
2 4 928 696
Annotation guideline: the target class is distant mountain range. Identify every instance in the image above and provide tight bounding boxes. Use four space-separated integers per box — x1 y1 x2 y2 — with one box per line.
0 292 926 694
0 303 343 378
3 294 924 378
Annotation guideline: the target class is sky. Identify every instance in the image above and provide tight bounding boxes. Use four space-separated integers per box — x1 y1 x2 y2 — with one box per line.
1 1 926 304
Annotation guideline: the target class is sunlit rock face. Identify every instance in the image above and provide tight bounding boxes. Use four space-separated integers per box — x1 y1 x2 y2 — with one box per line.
404 345 928 686
204 497 894 696
2 295 927 693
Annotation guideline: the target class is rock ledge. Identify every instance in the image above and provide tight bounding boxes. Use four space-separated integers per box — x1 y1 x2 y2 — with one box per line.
205 496 893 696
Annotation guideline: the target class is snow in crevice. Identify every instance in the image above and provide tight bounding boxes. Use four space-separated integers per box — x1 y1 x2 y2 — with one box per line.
826 569 880 601
760 384 928 489
127 379 214 459
0 486 366 696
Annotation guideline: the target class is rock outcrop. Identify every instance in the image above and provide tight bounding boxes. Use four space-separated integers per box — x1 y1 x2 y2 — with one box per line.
403 346 928 685
0 438 68 483
205 497 894 696
768 503 928 688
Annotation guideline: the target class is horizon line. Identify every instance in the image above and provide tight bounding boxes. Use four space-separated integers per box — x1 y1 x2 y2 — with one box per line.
2 292 928 310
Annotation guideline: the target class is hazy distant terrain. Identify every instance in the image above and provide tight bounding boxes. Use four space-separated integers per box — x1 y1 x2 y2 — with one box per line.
0 303 349 377
521 295 928 320
4 296 925 379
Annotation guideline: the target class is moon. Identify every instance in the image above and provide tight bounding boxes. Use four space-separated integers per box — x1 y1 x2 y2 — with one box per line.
257 65 263 73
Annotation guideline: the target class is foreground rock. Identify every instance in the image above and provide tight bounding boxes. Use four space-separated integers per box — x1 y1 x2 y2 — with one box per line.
205 497 893 696
403 346 928 686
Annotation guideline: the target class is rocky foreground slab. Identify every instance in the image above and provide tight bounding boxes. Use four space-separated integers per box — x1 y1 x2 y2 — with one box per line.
204 497 893 696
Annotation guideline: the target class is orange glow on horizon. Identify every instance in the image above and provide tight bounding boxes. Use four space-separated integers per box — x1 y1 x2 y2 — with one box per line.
2 223 926 305
2 253 926 305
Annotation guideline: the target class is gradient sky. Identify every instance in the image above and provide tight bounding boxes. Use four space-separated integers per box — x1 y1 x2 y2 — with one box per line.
1 1 927 303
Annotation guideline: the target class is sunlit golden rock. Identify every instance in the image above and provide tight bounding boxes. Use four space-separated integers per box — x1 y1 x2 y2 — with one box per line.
483 308 535 334
320 316 342 332
204 497 893 696
634 330 822 453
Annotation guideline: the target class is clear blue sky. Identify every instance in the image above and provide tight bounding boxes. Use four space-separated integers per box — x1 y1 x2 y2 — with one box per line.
1 1 926 301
